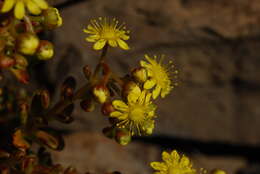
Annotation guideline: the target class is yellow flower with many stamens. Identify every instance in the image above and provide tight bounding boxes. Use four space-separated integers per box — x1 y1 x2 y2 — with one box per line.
110 86 156 136
151 150 197 174
1 0 48 19
141 54 177 99
83 17 130 50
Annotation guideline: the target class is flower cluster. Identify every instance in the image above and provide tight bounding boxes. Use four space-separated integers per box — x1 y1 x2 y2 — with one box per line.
151 150 227 174
82 17 178 145
0 0 62 83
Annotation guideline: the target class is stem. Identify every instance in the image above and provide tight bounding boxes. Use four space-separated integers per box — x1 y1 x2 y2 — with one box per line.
23 15 34 33
45 45 109 117
92 44 108 80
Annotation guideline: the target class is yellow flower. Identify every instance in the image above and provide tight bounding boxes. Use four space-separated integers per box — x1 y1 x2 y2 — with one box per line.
110 86 156 136
150 150 197 174
1 0 48 19
83 17 130 50
141 54 177 99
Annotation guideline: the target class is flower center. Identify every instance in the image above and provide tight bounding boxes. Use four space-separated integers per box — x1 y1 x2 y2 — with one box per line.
168 166 184 174
102 27 117 39
129 105 145 122
153 65 168 86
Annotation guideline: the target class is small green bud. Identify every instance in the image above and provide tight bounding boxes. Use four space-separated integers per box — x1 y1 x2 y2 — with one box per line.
42 8 63 29
36 40 54 60
115 128 131 146
16 33 39 55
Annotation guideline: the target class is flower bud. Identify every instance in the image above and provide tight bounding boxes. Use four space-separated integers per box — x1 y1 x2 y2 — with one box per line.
61 76 76 99
0 55 15 68
36 40 54 60
16 33 39 55
13 129 30 150
35 130 64 151
21 156 37 174
83 65 92 80
101 101 114 116
115 128 131 146
131 67 147 83
211 169 226 174
80 99 95 112
13 54 28 69
40 90 50 109
10 68 29 84
143 120 155 135
0 166 9 174
92 84 110 104
42 8 62 29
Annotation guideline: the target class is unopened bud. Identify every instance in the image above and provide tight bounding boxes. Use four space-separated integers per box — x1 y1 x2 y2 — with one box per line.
0 166 9 174
211 169 226 174
13 54 28 69
115 128 131 146
92 84 110 104
35 130 64 151
36 40 54 60
101 101 114 116
42 8 62 29
16 33 39 55
10 68 29 84
13 129 30 150
131 67 147 83
40 90 50 109
143 120 155 135
80 99 95 112
61 76 76 99
0 55 15 68
83 65 92 80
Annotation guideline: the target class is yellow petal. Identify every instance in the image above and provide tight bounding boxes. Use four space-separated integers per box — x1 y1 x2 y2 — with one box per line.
112 100 128 111
180 155 190 167
108 39 117 47
32 0 48 9
150 162 167 171
110 111 123 118
93 39 106 50
127 86 141 104
120 33 130 40
117 39 129 50
138 90 146 104
144 79 156 89
85 35 99 42
162 151 172 163
145 92 152 104
26 0 41 15
171 150 180 162
140 60 149 67
152 85 161 99
14 1 25 19
1 0 15 12
161 87 171 98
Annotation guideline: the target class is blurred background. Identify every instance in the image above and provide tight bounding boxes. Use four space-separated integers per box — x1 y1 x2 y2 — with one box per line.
32 0 260 173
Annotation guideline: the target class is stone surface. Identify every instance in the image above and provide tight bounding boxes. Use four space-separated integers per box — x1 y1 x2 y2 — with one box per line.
43 0 260 146
52 132 246 174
